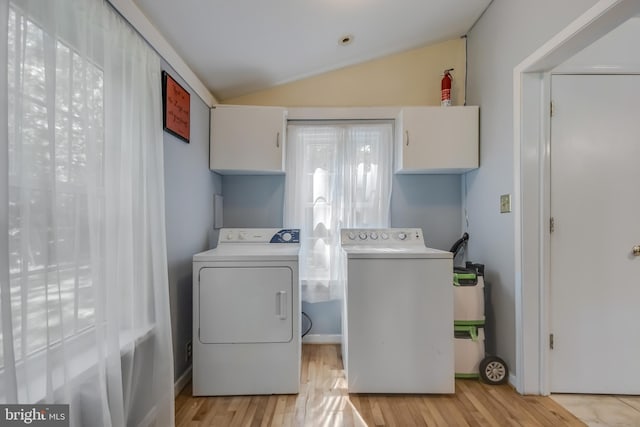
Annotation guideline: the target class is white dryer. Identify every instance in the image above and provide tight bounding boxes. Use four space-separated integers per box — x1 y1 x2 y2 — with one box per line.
192 228 300 396
341 228 454 394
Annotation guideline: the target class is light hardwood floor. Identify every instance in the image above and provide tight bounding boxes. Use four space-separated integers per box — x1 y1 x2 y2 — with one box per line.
175 344 585 426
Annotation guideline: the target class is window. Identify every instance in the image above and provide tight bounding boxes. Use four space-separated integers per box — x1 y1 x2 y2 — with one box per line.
284 122 393 302
2 6 103 367
1 1 173 420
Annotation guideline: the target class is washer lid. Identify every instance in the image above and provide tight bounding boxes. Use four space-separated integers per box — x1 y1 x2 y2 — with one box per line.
343 246 452 259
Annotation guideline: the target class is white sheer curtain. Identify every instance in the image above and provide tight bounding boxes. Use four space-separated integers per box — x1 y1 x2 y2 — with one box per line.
284 122 393 303
1 1 174 426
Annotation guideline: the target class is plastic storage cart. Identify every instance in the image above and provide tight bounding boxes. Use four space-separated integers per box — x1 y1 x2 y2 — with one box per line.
453 262 508 385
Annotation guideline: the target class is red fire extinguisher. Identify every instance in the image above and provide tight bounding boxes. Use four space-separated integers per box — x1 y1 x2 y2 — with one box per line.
441 68 454 107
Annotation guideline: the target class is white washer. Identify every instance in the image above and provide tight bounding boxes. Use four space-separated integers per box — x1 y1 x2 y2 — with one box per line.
192 228 300 396
341 228 454 394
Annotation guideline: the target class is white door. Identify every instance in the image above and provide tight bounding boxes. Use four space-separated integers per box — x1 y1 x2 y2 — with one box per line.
199 266 293 344
550 74 640 394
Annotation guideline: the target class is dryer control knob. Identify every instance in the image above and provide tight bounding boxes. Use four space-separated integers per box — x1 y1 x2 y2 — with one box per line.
282 232 292 242
381 232 389 240
359 232 368 240
370 232 378 240
397 232 407 240
348 232 356 240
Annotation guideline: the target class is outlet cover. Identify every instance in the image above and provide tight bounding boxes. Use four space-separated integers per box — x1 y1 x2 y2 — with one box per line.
500 194 511 213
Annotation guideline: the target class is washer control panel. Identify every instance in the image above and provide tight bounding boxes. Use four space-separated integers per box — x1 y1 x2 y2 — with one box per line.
218 228 300 244
341 228 424 246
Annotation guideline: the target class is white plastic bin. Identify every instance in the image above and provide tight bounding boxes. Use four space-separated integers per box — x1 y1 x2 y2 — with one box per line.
454 326 485 378
454 275 485 324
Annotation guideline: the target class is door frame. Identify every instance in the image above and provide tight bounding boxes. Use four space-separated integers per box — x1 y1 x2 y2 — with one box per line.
513 0 640 395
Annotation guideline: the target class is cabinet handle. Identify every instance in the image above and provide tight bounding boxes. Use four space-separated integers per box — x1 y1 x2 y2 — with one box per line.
276 132 280 148
405 130 409 146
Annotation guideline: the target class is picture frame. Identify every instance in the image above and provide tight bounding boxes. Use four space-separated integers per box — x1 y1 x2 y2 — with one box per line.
162 70 190 143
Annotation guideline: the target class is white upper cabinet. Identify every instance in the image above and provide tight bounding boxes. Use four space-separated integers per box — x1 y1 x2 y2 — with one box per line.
209 105 478 174
395 106 479 174
210 105 287 174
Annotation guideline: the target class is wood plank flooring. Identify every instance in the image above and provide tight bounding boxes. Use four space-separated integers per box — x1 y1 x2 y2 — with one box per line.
175 344 585 426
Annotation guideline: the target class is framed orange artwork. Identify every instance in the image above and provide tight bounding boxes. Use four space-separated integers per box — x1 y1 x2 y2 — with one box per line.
162 71 190 143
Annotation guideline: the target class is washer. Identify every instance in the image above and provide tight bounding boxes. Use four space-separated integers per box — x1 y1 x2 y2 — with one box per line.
192 228 300 396
341 228 454 394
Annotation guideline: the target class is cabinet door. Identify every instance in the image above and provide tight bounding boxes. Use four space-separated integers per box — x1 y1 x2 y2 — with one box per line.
397 106 478 173
210 105 286 173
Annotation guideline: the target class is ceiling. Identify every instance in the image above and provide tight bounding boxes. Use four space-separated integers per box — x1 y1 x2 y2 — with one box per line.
133 0 492 101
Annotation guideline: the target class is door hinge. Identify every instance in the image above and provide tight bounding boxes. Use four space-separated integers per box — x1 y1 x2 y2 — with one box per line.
550 101 554 117
550 217 555 233
550 333 554 350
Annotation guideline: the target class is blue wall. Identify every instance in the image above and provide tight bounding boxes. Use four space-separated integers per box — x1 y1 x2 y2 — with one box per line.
390 174 462 250
162 60 222 381
221 175 285 227
221 173 463 335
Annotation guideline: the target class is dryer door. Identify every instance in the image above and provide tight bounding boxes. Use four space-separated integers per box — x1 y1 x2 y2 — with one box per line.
199 266 293 343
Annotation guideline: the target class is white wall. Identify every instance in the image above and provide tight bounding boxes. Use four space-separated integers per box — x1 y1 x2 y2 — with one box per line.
465 0 599 377
555 16 640 72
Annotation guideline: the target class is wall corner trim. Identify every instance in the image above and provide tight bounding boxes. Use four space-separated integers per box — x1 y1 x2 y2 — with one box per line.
108 0 217 107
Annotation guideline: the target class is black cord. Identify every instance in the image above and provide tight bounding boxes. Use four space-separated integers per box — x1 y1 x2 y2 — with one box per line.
462 34 468 106
301 311 312 337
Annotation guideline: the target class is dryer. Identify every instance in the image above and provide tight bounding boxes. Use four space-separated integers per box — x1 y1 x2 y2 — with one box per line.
192 228 300 396
341 228 454 394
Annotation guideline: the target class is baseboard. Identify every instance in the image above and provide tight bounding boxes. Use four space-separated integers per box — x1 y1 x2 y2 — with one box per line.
174 365 192 397
302 334 341 344
508 372 517 390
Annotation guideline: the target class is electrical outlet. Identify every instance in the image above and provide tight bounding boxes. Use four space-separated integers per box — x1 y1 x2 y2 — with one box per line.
500 194 511 213
185 340 192 362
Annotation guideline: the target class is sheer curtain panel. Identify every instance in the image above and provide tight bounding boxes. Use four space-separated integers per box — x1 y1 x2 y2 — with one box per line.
284 122 393 303
0 0 175 426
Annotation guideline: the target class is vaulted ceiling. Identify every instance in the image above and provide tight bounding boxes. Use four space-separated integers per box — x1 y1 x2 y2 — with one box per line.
134 0 492 100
